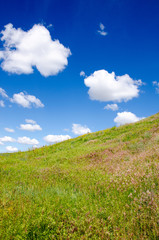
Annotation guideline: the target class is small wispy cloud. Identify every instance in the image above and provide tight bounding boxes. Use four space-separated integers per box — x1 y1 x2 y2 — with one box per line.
104 103 119 111
4 127 15 133
97 23 108 36
153 81 159 93
25 119 36 124
0 87 8 98
80 71 86 77
47 24 53 29
0 100 5 107
63 128 69 132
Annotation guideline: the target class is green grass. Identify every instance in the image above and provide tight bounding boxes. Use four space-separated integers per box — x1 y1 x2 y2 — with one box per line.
0 113 159 239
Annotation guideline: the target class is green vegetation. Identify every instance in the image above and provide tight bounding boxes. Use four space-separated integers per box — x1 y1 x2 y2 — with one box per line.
0 113 159 239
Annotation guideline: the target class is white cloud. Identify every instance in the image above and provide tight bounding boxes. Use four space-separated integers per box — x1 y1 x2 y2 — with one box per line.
44 134 71 143
0 87 8 98
6 146 18 152
17 136 39 145
99 23 105 31
80 71 86 77
25 119 36 124
63 128 69 132
20 123 42 131
11 92 44 108
0 87 44 109
19 119 42 131
72 124 91 135
97 23 107 36
98 31 107 36
0 136 16 142
33 145 38 149
0 100 5 107
153 81 159 93
135 79 145 86
0 23 71 77
47 24 53 29
152 81 159 86
104 103 119 111
114 111 144 126
4 127 15 133
84 70 142 102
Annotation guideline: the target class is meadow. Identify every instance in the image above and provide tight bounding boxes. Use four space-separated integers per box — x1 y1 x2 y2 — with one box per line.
0 113 159 239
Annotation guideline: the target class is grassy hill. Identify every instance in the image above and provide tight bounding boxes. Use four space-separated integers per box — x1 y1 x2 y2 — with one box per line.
0 113 159 239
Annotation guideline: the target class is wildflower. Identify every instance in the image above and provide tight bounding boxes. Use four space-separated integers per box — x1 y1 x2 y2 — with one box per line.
146 190 151 195
128 193 132 198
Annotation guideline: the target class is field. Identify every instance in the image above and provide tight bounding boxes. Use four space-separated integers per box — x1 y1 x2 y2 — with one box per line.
0 113 159 239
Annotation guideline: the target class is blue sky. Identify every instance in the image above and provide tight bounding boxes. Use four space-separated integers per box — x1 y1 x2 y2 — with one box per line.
0 0 159 152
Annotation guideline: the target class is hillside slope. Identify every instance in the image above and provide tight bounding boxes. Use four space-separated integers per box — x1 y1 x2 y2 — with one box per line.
0 113 159 239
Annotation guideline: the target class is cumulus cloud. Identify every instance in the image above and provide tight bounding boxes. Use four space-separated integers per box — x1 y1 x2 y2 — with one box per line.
10 92 44 108
0 135 39 146
44 134 71 144
97 23 107 36
20 123 42 131
0 87 44 109
0 23 71 77
4 127 15 133
19 119 42 131
153 81 159 93
0 87 8 98
114 111 144 126
84 70 142 102
72 124 91 135
0 136 16 142
17 136 39 145
19 123 42 131
6 146 18 152
104 103 119 111
0 100 5 107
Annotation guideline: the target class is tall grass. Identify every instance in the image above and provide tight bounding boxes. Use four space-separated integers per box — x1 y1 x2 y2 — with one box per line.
0 113 159 239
